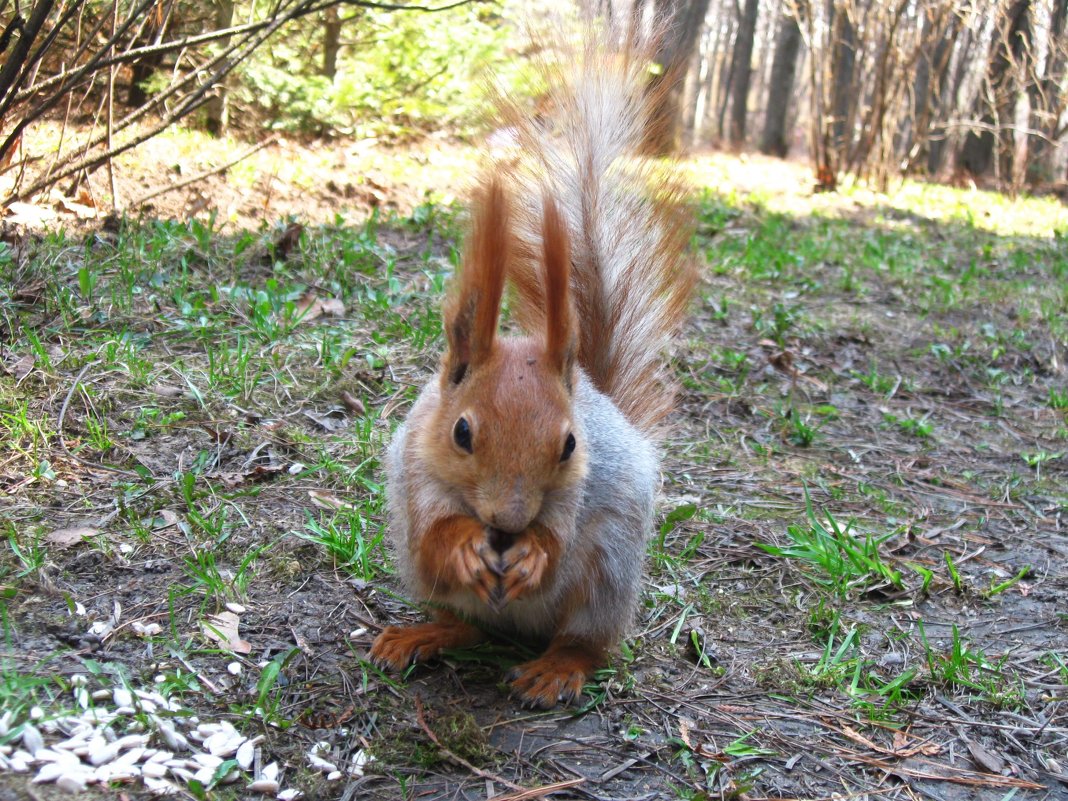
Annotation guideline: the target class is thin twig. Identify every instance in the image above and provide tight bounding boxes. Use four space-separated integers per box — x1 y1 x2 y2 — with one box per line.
413 695 524 793
57 360 141 477
487 778 587 801
130 136 278 207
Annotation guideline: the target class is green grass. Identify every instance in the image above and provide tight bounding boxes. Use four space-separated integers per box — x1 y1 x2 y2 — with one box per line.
757 491 903 597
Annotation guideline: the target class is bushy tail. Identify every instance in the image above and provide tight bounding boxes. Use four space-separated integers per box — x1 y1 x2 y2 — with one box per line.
497 29 696 437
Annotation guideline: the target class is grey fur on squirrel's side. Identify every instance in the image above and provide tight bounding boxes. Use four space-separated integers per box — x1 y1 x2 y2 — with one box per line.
386 368 658 646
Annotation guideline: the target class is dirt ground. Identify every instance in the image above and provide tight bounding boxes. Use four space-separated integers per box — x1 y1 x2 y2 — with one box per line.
1 137 1066 801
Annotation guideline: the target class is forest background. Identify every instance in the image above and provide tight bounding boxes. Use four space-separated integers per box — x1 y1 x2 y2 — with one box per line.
2 0 1067 207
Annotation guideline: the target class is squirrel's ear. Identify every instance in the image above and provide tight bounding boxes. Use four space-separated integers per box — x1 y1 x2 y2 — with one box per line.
443 176 510 385
541 193 576 385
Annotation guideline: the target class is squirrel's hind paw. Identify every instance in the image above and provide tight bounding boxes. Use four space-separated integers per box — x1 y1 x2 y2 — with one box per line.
369 619 483 671
507 642 603 709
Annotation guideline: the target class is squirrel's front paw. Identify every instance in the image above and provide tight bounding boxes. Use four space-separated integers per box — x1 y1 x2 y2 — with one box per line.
369 618 483 670
507 641 600 708
447 529 501 606
498 538 550 606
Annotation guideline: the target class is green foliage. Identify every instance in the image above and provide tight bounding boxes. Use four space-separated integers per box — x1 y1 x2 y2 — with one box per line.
237 5 521 139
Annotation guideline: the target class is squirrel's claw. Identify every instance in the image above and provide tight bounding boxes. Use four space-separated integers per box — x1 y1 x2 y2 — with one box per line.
507 658 585 708
369 619 483 671
449 533 500 606
507 640 602 708
499 542 549 606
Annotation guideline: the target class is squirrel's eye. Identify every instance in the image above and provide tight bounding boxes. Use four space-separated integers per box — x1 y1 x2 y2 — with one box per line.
453 417 473 453
560 432 576 462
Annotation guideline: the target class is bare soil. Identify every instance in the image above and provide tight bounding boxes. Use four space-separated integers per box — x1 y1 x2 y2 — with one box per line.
1 142 1066 801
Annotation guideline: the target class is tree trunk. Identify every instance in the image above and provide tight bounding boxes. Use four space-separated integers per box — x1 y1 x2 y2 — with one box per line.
322 6 342 78
204 0 235 137
1029 0 1067 181
645 0 712 154
715 14 738 139
958 0 1031 179
929 20 973 174
830 1 856 156
760 0 805 156
727 0 759 147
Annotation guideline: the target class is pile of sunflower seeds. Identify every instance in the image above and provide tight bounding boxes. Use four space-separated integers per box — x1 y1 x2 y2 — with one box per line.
0 676 369 797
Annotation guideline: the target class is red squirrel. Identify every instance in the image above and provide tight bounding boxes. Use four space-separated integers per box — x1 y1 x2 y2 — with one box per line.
369 33 696 708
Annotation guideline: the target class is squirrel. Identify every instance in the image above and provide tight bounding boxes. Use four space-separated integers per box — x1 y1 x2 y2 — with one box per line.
369 31 696 708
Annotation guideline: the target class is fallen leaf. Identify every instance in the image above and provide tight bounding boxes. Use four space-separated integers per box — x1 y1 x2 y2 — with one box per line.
4 202 57 226
9 354 34 381
294 292 345 324
966 740 1005 774
45 526 98 548
154 510 179 530
303 407 348 432
340 391 365 416
149 383 183 398
274 221 304 259
308 490 356 511
201 612 252 654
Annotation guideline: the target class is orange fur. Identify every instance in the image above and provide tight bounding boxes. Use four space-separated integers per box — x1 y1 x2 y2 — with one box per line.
370 29 696 709
414 514 500 604
507 636 605 709
369 610 484 670
443 176 510 385
541 194 575 380
497 35 697 436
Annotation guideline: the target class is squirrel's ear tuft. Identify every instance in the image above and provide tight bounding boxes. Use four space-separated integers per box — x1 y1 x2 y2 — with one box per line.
541 193 576 386
443 175 510 385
